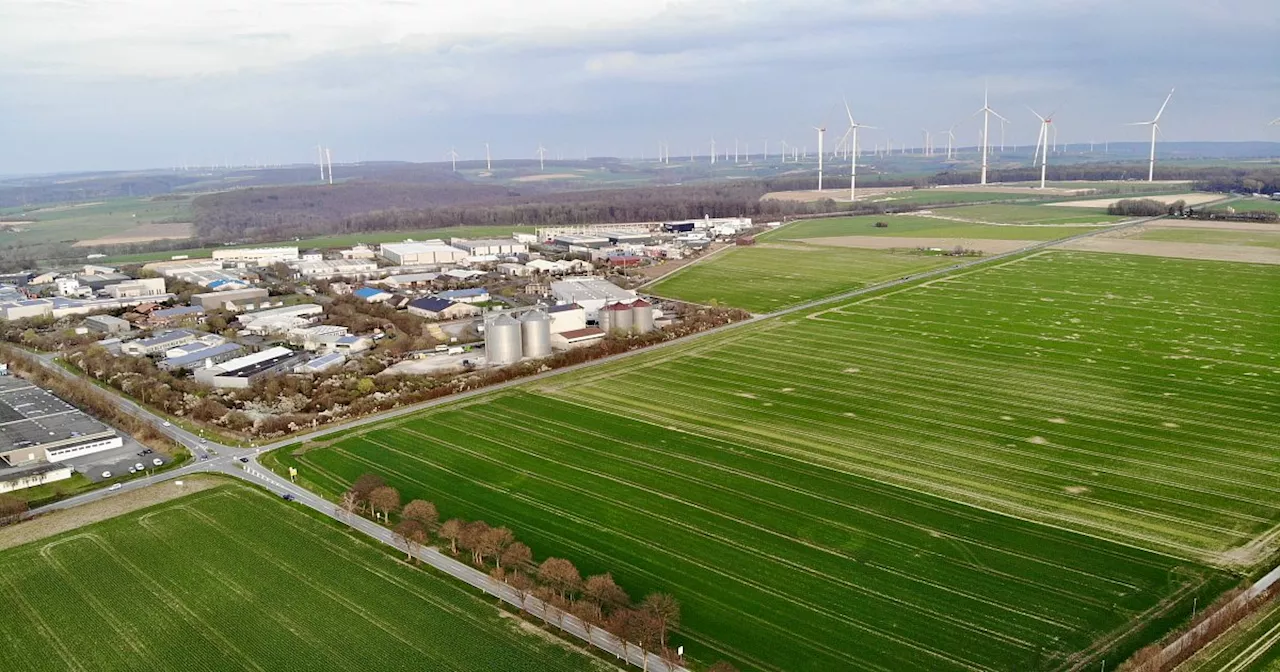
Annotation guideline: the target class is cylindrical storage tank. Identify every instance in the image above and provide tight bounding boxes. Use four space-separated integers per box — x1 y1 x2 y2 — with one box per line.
605 302 633 334
519 310 552 359
631 298 654 334
485 314 523 366
598 307 612 333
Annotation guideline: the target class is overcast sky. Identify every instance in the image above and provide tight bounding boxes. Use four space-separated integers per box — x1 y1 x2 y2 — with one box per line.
2 0 1278 174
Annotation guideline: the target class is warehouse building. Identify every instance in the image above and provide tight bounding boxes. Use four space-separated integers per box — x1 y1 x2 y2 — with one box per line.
546 303 586 334
193 288 271 311
407 297 481 320
450 238 529 256
437 288 490 304
158 342 245 371
121 329 198 356
293 259 380 279
85 314 131 335
144 259 223 276
550 327 606 350
378 241 469 266
212 246 299 265
105 278 167 299
237 303 322 326
550 277 638 320
194 346 301 389
145 305 206 328
0 377 122 468
0 463 75 494
294 352 346 374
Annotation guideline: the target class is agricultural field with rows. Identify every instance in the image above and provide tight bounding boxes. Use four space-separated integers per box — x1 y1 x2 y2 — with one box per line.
758 214 1103 241
0 483 609 672
647 243 956 312
1179 598 1280 671
273 249 1280 671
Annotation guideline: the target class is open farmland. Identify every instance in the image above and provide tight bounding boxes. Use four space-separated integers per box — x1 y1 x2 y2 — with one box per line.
268 251 1280 672
1135 227 1280 249
760 214 1104 242
0 196 193 247
937 203 1124 225
647 243 957 312
0 483 609 672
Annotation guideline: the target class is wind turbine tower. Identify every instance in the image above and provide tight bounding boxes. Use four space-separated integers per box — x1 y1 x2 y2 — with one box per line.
840 99 876 202
971 85 1008 185
447 149 459 172
324 148 333 185
813 124 827 191
1029 107 1055 190
536 144 548 171
710 138 717 164
1126 88 1174 182
485 143 492 171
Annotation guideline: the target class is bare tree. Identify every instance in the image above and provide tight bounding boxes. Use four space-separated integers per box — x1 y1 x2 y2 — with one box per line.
508 571 534 611
393 519 426 562
606 608 639 662
537 557 582 601
572 600 604 642
438 518 463 555
584 573 631 615
349 473 385 512
337 490 359 519
367 486 401 522
458 520 491 566
400 499 438 531
500 541 533 575
642 593 680 650
481 526 515 567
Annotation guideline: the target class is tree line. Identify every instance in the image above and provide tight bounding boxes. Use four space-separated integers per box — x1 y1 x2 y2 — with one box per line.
336 472 738 671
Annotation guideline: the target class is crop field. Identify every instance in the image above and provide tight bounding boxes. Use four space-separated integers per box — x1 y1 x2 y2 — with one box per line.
647 243 957 312
866 189 1048 205
1180 598 1280 671
760 214 1103 242
0 483 608 672
1221 200 1280 215
940 203 1123 225
0 196 192 247
271 250 1280 671
1135 228 1280 249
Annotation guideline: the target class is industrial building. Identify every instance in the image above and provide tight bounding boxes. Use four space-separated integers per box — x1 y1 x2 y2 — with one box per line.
158 342 245 371
353 287 394 303
212 246 300 265
121 329 198 356
407 297 481 320
146 305 206 328
194 346 301 389
450 238 529 256
105 278 167 299
0 295 176 321
145 258 223 276
550 278 638 320
193 288 271 311
0 463 75 494
289 325 350 350
75 271 133 291
85 314 131 335
550 327 605 350
536 223 651 240
171 269 252 290
294 352 346 374
378 272 439 289
237 303 323 326
553 233 611 249
0 377 122 469
378 241 469 266
547 303 587 334
293 259 380 279
437 288 490 304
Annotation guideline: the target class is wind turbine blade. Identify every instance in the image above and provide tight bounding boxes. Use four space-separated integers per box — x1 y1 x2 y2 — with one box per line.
989 109 1010 123
1124 121 1151 126
1026 105 1045 121
843 97 855 125
1153 88 1174 122
1270 117 1280 126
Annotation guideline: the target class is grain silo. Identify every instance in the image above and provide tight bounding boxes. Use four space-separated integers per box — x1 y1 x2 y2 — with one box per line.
485 314 523 366
631 298 655 334
519 310 552 358
603 302 633 334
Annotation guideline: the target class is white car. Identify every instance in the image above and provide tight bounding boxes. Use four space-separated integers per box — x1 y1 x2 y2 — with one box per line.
162 421 171 427
152 458 163 466
101 470 112 479
109 483 122 491
134 462 144 471
128 467 137 474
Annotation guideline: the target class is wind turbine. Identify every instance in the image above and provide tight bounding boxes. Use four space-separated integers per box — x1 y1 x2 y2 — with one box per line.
779 140 787 163
839 98 875 202
317 145 327 182
447 149 459 172
1029 107 1055 190
812 124 827 191
921 129 932 157
971 84 1009 185
943 126 957 160
1126 88 1174 182
710 138 717 164
485 142 492 171
535 144 548 170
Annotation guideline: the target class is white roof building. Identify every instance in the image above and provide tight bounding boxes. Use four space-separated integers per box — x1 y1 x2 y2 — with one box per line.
293 259 380 279
378 241 469 266
212 247 299 265
550 277 638 320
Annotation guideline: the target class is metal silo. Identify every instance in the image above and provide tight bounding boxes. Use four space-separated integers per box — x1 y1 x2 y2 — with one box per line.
519 310 552 358
485 314 523 365
604 302 633 334
631 299 655 334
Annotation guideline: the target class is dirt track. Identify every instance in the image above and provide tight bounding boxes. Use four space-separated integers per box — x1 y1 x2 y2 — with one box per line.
802 235 1037 254
74 221 195 247
1143 220 1280 232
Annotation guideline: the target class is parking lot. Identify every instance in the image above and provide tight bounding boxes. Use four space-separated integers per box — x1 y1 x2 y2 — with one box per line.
67 436 170 483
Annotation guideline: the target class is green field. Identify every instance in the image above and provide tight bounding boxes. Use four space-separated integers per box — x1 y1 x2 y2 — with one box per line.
1136 227 1280 249
0 197 192 247
1219 200 1280 215
940 203 1123 225
648 244 957 312
865 189 1049 205
103 225 538 264
760 215 1105 242
0 483 607 671
1180 597 1280 671
271 250 1280 671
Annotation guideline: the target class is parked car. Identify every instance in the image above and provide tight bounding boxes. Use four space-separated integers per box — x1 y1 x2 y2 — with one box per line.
152 458 163 466
134 462 144 471
101 470 112 479
109 483 122 491
162 421 171 427
142 449 153 455
128 467 137 474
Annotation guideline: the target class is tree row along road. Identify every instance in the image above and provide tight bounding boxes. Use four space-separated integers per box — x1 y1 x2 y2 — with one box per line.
18 211 1181 670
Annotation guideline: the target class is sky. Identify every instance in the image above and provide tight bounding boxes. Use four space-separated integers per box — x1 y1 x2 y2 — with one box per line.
2 0 1278 174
